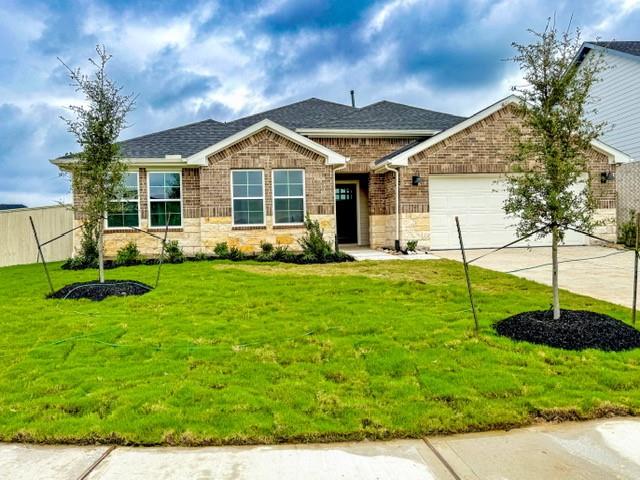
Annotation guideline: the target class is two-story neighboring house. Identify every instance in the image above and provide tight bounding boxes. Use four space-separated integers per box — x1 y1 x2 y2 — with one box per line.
575 41 640 160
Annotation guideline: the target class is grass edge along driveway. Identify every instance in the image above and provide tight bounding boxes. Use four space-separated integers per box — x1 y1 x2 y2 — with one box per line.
0 259 637 445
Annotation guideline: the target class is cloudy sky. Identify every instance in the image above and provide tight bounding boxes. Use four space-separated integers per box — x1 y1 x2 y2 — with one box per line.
1 0 639 206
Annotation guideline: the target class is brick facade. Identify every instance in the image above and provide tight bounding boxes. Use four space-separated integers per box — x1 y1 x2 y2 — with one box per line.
71 105 621 256
367 105 619 248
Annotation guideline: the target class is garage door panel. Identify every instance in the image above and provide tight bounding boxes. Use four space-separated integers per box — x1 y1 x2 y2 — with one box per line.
428 175 585 249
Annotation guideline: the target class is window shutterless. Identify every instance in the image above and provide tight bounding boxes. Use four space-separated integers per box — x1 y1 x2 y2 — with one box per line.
148 172 182 227
272 169 305 224
107 171 140 228
231 170 265 225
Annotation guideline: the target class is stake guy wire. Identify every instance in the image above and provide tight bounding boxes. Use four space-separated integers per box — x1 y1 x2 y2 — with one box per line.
455 216 479 334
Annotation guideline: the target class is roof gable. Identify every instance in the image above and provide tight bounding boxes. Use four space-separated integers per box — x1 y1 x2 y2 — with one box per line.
375 95 632 168
187 119 348 166
575 41 640 65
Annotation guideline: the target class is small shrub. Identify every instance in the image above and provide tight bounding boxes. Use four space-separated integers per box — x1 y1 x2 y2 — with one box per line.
227 246 245 261
61 255 97 270
618 210 637 248
260 241 274 255
213 242 229 258
298 214 333 261
272 245 293 262
193 252 209 261
115 241 144 266
162 240 184 264
406 240 418 252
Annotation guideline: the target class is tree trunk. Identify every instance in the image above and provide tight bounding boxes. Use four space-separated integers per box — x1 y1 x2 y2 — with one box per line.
552 226 560 320
98 220 105 284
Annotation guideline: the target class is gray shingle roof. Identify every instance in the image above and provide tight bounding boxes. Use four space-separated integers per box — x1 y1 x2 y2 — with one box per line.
118 119 234 158
84 97 465 159
592 41 640 57
311 101 465 131
227 98 356 130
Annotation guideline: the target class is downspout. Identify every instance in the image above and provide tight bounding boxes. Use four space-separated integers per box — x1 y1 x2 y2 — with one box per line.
384 164 401 251
333 161 349 251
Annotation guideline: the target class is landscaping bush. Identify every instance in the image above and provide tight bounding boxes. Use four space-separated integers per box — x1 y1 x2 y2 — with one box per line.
406 240 418 252
227 246 245 261
298 214 333 261
61 255 98 270
193 252 211 261
162 240 185 264
618 210 637 248
260 241 274 255
213 242 229 258
115 241 144 266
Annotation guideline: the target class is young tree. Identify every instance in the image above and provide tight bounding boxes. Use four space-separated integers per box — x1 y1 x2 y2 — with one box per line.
505 22 606 319
60 45 136 283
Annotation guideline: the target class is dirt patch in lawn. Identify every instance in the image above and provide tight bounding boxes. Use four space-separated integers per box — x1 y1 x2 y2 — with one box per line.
494 309 640 352
48 280 152 301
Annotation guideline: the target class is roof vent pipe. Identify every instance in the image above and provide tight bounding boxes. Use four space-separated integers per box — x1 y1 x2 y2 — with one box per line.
350 90 356 108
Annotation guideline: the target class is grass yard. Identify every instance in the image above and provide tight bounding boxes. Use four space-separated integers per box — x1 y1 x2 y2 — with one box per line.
0 259 638 445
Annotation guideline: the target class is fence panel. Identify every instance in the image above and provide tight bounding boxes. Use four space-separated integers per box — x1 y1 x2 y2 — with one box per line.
0 205 73 267
617 161 640 234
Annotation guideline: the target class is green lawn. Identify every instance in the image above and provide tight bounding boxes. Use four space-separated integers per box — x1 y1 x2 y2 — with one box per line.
0 259 638 445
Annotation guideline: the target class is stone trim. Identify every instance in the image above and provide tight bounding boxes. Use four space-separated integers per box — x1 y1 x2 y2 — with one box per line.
232 225 267 231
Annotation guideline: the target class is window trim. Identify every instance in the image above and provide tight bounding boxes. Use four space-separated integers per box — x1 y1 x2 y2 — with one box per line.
272 169 306 226
230 169 266 227
147 170 184 229
105 170 141 231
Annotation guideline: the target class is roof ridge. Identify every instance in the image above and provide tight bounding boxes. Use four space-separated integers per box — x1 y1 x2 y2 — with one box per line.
365 99 466 118
120 118 221 144
228 97 353 125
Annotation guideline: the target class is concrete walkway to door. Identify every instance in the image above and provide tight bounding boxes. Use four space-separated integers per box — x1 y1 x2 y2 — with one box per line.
435 245 637 307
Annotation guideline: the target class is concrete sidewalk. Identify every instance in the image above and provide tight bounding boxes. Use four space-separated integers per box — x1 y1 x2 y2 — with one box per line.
1 418 638 479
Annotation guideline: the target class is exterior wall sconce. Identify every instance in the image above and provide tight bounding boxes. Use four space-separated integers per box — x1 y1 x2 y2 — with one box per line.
600 171 615 183
412 175 422 186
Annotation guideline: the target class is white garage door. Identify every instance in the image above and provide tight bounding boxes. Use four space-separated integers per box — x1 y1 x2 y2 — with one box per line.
428 175 585 250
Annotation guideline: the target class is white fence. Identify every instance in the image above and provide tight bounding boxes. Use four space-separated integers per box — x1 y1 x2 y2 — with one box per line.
0 205 74 267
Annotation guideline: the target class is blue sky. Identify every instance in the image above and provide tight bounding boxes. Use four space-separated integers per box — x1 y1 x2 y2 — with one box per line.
1 0 639 206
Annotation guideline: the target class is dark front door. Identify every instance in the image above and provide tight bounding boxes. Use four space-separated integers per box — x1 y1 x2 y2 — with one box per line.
336 184 358 244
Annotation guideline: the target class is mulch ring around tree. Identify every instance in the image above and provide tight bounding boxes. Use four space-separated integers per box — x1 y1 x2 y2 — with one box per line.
48 280 153 301
494 309 640 352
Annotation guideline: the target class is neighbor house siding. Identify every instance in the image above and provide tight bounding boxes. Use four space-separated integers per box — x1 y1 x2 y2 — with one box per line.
583 50 640 159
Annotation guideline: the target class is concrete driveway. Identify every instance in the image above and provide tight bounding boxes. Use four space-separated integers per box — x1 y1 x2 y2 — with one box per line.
1 419 639 479
435 245 638 308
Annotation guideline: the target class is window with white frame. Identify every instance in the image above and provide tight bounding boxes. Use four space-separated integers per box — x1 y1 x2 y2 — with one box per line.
232 170 264 225
107 171 139 228
273 169 305 224
148 171 182 227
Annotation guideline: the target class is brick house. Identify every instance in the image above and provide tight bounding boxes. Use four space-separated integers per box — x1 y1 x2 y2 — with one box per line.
52 95 631 256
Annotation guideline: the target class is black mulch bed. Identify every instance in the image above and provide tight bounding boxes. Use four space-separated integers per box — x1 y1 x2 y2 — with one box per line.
48 280 153 301
494 309 640 351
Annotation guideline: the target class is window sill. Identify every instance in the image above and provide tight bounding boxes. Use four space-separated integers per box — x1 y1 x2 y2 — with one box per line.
149 227 183 232
272 224 305 229
232 225 267 230
104 228 139 234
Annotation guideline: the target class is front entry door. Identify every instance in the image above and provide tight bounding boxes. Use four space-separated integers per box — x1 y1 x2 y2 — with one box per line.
336 184 358 244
